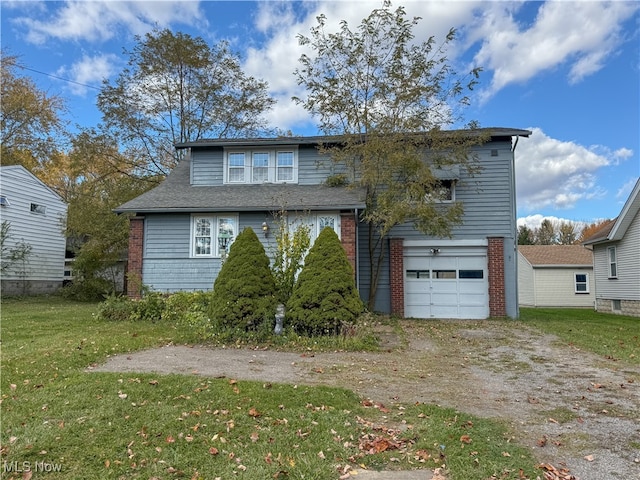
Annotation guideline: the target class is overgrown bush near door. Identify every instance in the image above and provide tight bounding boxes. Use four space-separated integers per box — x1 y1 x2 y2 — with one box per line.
286 227 363 335
209 227 277 332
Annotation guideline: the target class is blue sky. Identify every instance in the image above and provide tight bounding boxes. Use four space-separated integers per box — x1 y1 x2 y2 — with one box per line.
2 0 639 228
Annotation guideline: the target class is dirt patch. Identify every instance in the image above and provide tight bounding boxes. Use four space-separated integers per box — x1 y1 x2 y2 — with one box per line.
90 321 640 480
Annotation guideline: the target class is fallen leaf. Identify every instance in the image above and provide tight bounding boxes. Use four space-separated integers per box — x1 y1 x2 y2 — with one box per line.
250 432 259 443
460 435 472 444
209 447 219 455
584 454 595 462
166 435 175 443
248 408 261 418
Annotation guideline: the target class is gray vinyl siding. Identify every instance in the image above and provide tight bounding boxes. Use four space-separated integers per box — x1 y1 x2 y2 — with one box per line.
0 166 67 287
191 148 224 186
142 212 288 292
190 144 347 187
593 210 640 302
358 140 519 315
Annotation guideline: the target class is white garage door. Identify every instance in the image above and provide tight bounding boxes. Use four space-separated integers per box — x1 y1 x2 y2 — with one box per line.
404 247 488 319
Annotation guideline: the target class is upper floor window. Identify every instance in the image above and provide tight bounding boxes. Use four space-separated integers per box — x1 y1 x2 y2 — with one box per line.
191 214 238 258
30 203 46 214
607 246 617 278
225 148 298 184
574 273 589 293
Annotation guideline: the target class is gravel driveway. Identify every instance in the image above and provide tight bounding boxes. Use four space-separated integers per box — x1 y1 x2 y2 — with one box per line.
91 320 640 480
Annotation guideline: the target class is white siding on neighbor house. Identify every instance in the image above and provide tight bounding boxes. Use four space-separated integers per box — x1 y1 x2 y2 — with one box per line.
0 166 67 282
517 253 535 306
593 210 640 301
531 268 594 308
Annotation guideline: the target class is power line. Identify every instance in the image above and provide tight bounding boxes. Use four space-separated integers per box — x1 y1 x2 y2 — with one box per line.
16 64 102 91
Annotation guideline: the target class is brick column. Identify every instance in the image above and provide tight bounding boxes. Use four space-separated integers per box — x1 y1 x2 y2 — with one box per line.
389 238 404 317
488 237 506 317
340 213 357 276
126 216 144 298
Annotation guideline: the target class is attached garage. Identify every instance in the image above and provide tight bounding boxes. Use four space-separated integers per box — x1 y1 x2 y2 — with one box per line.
403 241 489 319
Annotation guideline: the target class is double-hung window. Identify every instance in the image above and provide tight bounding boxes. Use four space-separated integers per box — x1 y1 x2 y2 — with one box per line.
276 151 294 182
252 152 269 183
574 273 589 293
225 148 297 184
228 153 246 183
191 215 238 258
607 246 617 278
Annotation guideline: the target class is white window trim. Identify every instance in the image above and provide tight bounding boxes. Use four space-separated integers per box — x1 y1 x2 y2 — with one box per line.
224 147 298 184
607 246 617 278
574 272 589 294
190 214 239 258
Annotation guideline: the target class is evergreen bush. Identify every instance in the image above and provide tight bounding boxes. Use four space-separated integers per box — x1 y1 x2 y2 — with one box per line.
286 227 363 335
209 227 277 331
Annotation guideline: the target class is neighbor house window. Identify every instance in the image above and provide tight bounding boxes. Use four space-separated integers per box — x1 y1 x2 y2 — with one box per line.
191 215 238 257
574 273 589 293
607 246 617 278
0 195 9 206
224 148 298 184
30 203 46 214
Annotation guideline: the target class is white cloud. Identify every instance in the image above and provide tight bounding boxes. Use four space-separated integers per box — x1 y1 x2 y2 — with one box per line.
517 214 587 231
472 1 639 100
515 127 616 211
14 0 205 44
616 177 639 200
56 53 120 96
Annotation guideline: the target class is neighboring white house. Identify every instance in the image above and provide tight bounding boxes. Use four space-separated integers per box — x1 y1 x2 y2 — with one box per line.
518 245 595 308
0 165 68 295
583 178 640 317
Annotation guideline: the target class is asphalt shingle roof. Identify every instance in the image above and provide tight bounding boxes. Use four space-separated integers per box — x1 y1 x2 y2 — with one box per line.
518 245 593 266
115 157 366 213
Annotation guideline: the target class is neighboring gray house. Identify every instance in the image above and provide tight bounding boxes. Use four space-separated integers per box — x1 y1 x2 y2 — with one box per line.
0 165 68 295
518 245 594 308
116 129 531 319
583 178 640 317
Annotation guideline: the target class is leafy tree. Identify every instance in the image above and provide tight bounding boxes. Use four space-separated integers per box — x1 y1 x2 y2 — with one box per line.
97 29 276 175
535 219 557 245
578 219 613 244
517 225 535 245
286 227 363 335
294 1 485 308
0 52 67 170
270 211 311 305
42 130 157 298
209 227 277 331
557 220 579 245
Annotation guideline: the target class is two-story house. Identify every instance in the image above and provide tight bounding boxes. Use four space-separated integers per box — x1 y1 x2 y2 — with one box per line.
116 128 531 319
0 165 68 295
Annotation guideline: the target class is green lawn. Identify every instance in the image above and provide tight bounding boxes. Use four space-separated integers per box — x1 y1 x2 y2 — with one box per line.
1 297 545 479
519 307 640 365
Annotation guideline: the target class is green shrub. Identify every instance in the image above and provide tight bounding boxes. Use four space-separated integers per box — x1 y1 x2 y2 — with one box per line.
96 294 137 321
129 289 167 322
163 291 212 340
209 227 277 331
60 276 114 301
286 227 364 335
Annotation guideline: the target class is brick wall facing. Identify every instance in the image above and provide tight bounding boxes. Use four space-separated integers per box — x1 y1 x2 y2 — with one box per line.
126 216 144 298
389 238 405 316
340 213 357 275
488 237 506 317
